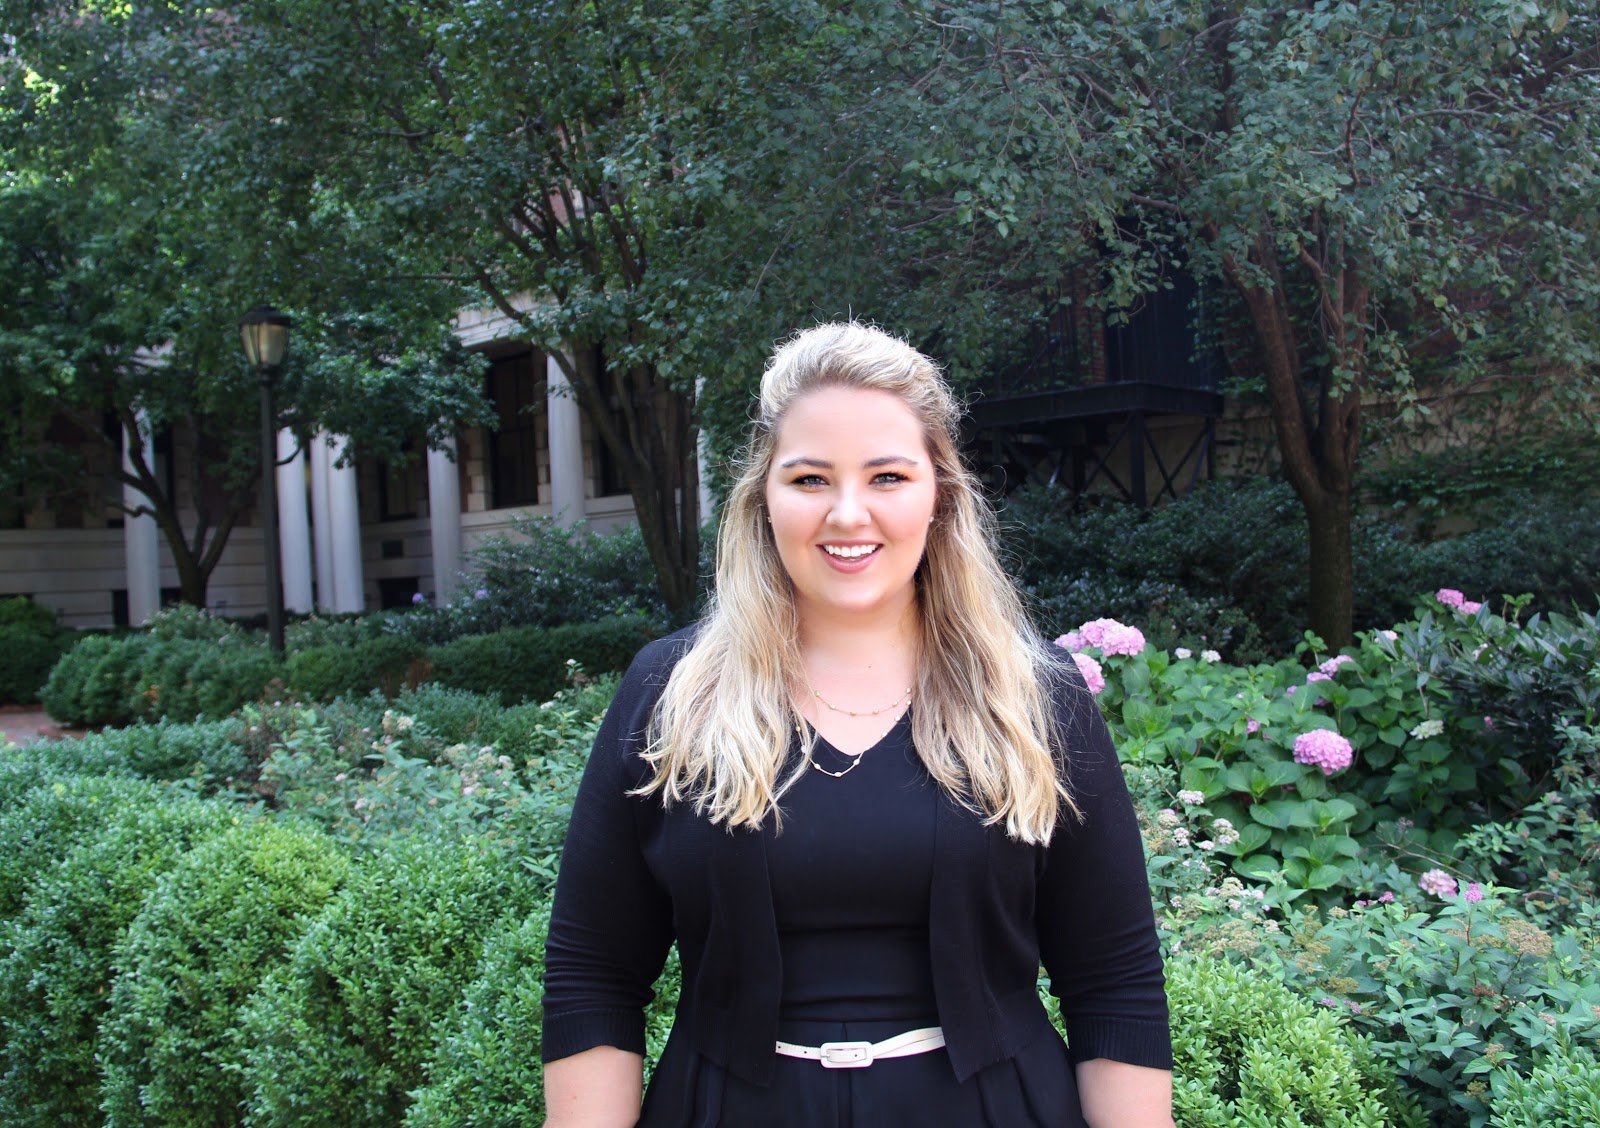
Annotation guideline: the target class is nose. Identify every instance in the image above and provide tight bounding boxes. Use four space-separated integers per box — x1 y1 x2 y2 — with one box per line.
828 484 869 529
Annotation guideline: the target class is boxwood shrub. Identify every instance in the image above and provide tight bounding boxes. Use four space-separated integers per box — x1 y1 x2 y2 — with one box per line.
0 793 238 1126
1164 953 1423 1127
288 633 427 701
409 904 679 1127
0 596 67 706
0 773 168 918
41 632 283 727
238 835 543 1127
425 616 655 705
99 820 352 1128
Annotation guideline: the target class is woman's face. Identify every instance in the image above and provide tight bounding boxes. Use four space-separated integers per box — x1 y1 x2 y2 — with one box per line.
764 386 939 628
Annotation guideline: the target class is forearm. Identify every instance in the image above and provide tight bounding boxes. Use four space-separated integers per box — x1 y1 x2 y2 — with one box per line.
542 1046 644 1128
1075 1058 1175 1128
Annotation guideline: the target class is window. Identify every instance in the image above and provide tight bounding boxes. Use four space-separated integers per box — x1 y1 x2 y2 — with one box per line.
485 349 545 509
377 438 421 520
587 346 632 498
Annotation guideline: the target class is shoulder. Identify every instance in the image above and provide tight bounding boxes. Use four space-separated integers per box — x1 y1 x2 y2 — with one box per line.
622 623 701 688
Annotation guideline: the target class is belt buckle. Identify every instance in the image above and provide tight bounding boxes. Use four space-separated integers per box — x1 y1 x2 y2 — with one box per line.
818 1040 874 1068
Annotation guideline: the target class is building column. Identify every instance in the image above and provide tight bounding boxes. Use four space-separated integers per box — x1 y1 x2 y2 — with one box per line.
121 409 161 624
427 435 462 603
546 353 585 527
326 435 366 613
308 436 336 612
310 432 365 613
276 429 314 614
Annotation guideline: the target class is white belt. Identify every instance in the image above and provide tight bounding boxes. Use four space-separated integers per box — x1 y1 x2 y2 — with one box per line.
773 1026 946 1069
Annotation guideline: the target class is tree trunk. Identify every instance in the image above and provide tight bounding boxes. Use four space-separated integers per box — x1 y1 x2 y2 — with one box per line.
565 348 702 622
1302 484 1354 649
1219 237 1360 649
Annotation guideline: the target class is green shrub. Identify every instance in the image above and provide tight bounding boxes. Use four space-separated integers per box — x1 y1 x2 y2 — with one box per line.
289 633 426 701
67 718 252 785
124 638 285 723
426 616 654 705
1455 724 1599 932
99 821 352 1128
392 677 615 766
1488 1038 1600 1128
404 907 552 1128
1256 886 1600 1123
0 793 238 1126
1162 954 1423 1127
41 631 283 727
0 773 168 917
40 631 131 725
238 836 542 1127
0 598 67 705
408 908 680 1128
399 516 675 646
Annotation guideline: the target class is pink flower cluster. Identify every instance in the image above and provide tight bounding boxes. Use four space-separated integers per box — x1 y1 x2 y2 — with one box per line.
1435 588 1484 615
1319 654 1354 676
1292 729 1354 775
1418 868 1458 897
1071 652 1106 696
1055 618 1147 657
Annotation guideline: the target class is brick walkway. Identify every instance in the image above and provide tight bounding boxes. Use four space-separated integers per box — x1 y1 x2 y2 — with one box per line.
0 707 71 747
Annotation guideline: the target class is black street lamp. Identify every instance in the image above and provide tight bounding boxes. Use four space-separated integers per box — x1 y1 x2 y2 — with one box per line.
240 305 291 654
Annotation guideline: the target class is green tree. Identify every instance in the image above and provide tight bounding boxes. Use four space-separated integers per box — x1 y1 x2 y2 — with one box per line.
0 4 490 608
1061 0 1600 645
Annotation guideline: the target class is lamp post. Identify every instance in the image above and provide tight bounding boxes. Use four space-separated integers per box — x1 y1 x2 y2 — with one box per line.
240 305 291 654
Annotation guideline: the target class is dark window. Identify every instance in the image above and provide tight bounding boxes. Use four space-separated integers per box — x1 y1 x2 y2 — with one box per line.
588 347 631 498
486 349 545 509
376 576 421 609
376 438 421 520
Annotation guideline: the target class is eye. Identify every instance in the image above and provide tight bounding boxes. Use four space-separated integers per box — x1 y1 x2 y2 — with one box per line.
872 471 909 486
791 473 827 488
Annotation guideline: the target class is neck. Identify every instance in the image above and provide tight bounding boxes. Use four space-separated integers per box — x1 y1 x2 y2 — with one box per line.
795 598 921 674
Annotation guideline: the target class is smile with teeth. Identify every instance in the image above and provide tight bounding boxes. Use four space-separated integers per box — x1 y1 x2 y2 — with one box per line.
822 544 879 559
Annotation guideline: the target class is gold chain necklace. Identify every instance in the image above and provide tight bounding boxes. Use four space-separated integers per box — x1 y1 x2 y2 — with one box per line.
806 681 914 718
797 701 910 779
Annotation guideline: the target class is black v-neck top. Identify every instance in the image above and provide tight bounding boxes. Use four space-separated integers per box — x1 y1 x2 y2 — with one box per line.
768 715 938 1022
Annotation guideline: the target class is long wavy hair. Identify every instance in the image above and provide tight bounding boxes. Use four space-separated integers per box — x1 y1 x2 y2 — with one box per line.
636 322 1079 843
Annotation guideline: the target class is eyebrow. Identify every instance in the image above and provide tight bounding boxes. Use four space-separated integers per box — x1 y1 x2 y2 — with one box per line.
777 455 922 470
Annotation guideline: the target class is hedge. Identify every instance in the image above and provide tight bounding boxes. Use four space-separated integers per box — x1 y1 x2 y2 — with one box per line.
1164 954 1423 1127
100 821 352 1128
425 616 655 705
40 633 284 728
0 793 238 1126
238 836 542 1126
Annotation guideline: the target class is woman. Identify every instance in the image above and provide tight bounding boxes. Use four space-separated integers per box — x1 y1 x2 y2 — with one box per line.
542 323 1172 1127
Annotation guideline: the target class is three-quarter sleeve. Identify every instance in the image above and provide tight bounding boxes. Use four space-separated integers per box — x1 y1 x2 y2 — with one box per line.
541 641 679 1063
1035 666 1173 1070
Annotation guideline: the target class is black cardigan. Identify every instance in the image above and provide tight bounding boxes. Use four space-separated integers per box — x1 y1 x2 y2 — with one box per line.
542 629 1172 1086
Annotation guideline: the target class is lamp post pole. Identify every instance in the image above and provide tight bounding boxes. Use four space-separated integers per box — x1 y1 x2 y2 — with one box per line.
240 306 291 654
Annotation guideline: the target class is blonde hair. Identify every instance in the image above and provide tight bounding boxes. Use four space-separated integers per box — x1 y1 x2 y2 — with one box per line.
636 322 1079 843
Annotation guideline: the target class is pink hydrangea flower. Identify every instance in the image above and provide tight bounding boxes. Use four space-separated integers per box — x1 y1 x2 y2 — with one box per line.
1246 718 1261 734
1418 869 1458 897
1460 600 1483 614
1059 618 1147 657
1319 654 1354 676
1464 882 1484 903
1071 652 1105 695
1306 671 1332 684
1292 729 1354 775
1435 588 1465 608
1378 891 1395 903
